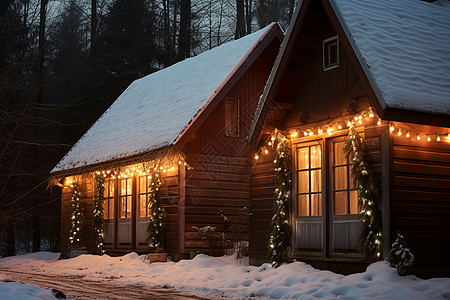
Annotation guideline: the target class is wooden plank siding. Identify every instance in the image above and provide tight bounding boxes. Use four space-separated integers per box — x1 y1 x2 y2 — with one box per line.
60 170 180 256
184 154 250 255
391 133 450 271
249 152 276 260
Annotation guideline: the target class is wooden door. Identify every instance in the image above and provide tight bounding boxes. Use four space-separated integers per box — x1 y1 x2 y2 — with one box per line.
136 175 151 249
292 136 363 259
103 179 115 248
328 138 363 258
293 141 324 257
118 177 133 248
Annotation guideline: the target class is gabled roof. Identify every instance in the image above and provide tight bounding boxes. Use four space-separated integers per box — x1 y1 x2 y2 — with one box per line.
52 23 282 175
248 0 450 143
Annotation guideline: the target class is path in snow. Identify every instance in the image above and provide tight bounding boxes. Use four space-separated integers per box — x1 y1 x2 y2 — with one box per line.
0 267 221 300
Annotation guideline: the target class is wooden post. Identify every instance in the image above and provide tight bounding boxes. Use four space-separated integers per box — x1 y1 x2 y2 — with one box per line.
178 164 186 254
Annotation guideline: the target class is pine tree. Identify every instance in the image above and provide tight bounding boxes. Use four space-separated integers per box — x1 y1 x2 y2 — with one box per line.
390 232 414 276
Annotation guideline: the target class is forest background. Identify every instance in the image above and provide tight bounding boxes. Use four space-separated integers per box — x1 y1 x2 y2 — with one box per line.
0 0 296 256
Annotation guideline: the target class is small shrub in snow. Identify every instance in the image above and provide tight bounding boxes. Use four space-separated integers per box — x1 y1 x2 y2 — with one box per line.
389 232 414 276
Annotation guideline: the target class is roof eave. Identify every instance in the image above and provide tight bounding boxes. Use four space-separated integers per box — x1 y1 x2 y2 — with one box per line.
246 0 312 145
174 23 284 150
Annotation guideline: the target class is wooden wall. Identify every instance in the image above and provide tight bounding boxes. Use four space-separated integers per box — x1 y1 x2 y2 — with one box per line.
183 39 280 158
391 126 450 276
249 152 276 260
184 154 250 255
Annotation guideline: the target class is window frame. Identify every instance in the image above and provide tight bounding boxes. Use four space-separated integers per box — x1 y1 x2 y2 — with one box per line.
295 141 323 217
137 175 152 218
224 97 239 137
119 177 133 219
103 179 115 219
323 35 339 71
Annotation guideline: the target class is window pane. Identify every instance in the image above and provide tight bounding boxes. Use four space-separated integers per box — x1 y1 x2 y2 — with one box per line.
310 145 321 168
108 198 114 219
127 179 132 195
297 147 309 170
104 181 109 197
297 194 309 216
109 182 114 198
139 177 146 194
311 193 322 216
127 196 132 218
297 171 309 193
140 195 147 217
334 141 346 165
334 191 347 215
311 169 322 192
349 190 359 215
334 166 347 190
121 179 126 196
121 197 126 218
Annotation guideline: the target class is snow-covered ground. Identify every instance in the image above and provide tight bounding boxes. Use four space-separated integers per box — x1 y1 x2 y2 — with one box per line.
1 252 449 299
0 273 58 300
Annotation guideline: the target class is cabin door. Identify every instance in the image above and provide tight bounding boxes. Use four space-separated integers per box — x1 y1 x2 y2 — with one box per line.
117 178 133 248
328 138 362 258
293 137 363 258
136 175 151 249
293 142 324 257
103 179 115 248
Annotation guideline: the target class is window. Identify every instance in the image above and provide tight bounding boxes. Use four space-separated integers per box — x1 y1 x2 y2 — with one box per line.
138 175 152 217
225 98 239 137
103 179 114 219
323 36 339 70
295 137 359 217
332 141 359 215
120 178 132 218
296 144 322 216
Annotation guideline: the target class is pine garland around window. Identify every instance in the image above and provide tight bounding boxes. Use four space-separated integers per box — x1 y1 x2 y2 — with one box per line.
93 173 105 254
69 183 83 248
343 123 383 258
146 169 165 252
268 129 292 268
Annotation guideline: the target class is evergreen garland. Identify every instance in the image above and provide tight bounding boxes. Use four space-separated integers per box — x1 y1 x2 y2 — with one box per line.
146 169 165 252
69 183 82 248
93 174 105 254
268 129 292 268
344 123 383 259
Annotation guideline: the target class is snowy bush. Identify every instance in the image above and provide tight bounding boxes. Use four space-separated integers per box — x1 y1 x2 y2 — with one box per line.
389 232 414 276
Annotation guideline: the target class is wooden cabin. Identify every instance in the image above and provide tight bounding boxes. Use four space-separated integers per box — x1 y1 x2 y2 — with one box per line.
50 23 283 259
247 0 450 277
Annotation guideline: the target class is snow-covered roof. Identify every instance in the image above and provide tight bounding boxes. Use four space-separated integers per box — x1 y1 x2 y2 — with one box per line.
333 0 450 115
52 24 279 173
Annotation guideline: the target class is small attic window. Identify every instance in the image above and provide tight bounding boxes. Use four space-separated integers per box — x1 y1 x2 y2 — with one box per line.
225 97 239 137
323 36 339 70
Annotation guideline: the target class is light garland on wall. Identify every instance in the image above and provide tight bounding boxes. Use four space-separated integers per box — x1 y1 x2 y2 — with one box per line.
146 168 165 252
283 107 449 144
344 123 383 259
69 183 82 248
93 173 105 255
266 129 292 268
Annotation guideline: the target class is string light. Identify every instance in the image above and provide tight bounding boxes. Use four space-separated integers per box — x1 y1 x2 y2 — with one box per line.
406 132 410 138
377 118 382 126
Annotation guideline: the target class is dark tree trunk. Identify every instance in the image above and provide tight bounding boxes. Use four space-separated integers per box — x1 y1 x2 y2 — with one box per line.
235 0 246 39
177 0 190 61
91 0 97 51
245 0 252 34
6 219 16 256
